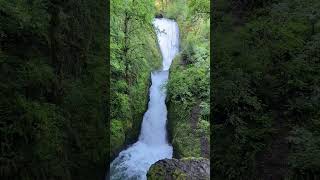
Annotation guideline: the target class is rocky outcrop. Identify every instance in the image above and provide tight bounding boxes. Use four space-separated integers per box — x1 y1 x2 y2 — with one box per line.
147 158 210 180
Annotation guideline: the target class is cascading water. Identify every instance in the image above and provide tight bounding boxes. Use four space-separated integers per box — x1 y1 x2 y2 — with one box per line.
109 18 179 180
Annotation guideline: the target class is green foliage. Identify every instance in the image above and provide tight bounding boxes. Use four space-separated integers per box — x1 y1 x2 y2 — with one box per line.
162 0 210 159
110 0 162 160
0 0 108 179
164 0 188 20
168 102 201 157
213 0 320 179
288 128 320 171
110 120 126 156
174 122 202 157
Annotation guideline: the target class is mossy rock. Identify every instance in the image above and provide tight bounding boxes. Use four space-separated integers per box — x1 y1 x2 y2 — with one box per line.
147 158 209 180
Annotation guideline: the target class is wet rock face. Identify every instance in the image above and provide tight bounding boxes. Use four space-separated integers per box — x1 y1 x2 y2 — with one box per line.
155 13 163 18
147 158 210 180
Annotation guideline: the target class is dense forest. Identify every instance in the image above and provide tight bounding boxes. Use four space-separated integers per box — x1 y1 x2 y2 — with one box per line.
0 0 108 179
213 0 320 179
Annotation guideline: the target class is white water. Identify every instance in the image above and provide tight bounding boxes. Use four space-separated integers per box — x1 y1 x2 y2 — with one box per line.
109 18 179 180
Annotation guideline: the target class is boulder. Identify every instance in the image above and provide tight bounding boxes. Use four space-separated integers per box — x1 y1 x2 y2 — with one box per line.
147 158 210 180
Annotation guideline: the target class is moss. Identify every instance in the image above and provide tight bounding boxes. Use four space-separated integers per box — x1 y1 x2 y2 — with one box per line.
181 157 206 161
147 164 187 180
110 120 125 158
167 101 202 158
147 165 167 180
173 169 187 180
147 158 210 180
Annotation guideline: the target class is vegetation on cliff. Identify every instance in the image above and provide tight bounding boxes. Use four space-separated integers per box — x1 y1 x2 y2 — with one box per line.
213 0 320 179
110 0 161 160
156 0 210 159
0 0 108 179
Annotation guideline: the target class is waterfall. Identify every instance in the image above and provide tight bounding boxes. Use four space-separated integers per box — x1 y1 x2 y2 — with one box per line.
109 18 179 180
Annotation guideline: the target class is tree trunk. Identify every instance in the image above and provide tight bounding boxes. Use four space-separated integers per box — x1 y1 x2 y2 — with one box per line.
123 11 130 86
48 3 63 104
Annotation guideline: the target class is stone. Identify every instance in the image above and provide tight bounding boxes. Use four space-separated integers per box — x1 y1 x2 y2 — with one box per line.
147 157 210 180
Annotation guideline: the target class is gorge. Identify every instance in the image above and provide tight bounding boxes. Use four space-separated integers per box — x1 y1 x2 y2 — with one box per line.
109 18 179 180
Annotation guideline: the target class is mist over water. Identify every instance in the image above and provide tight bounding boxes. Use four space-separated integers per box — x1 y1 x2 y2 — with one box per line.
109 18 179 180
